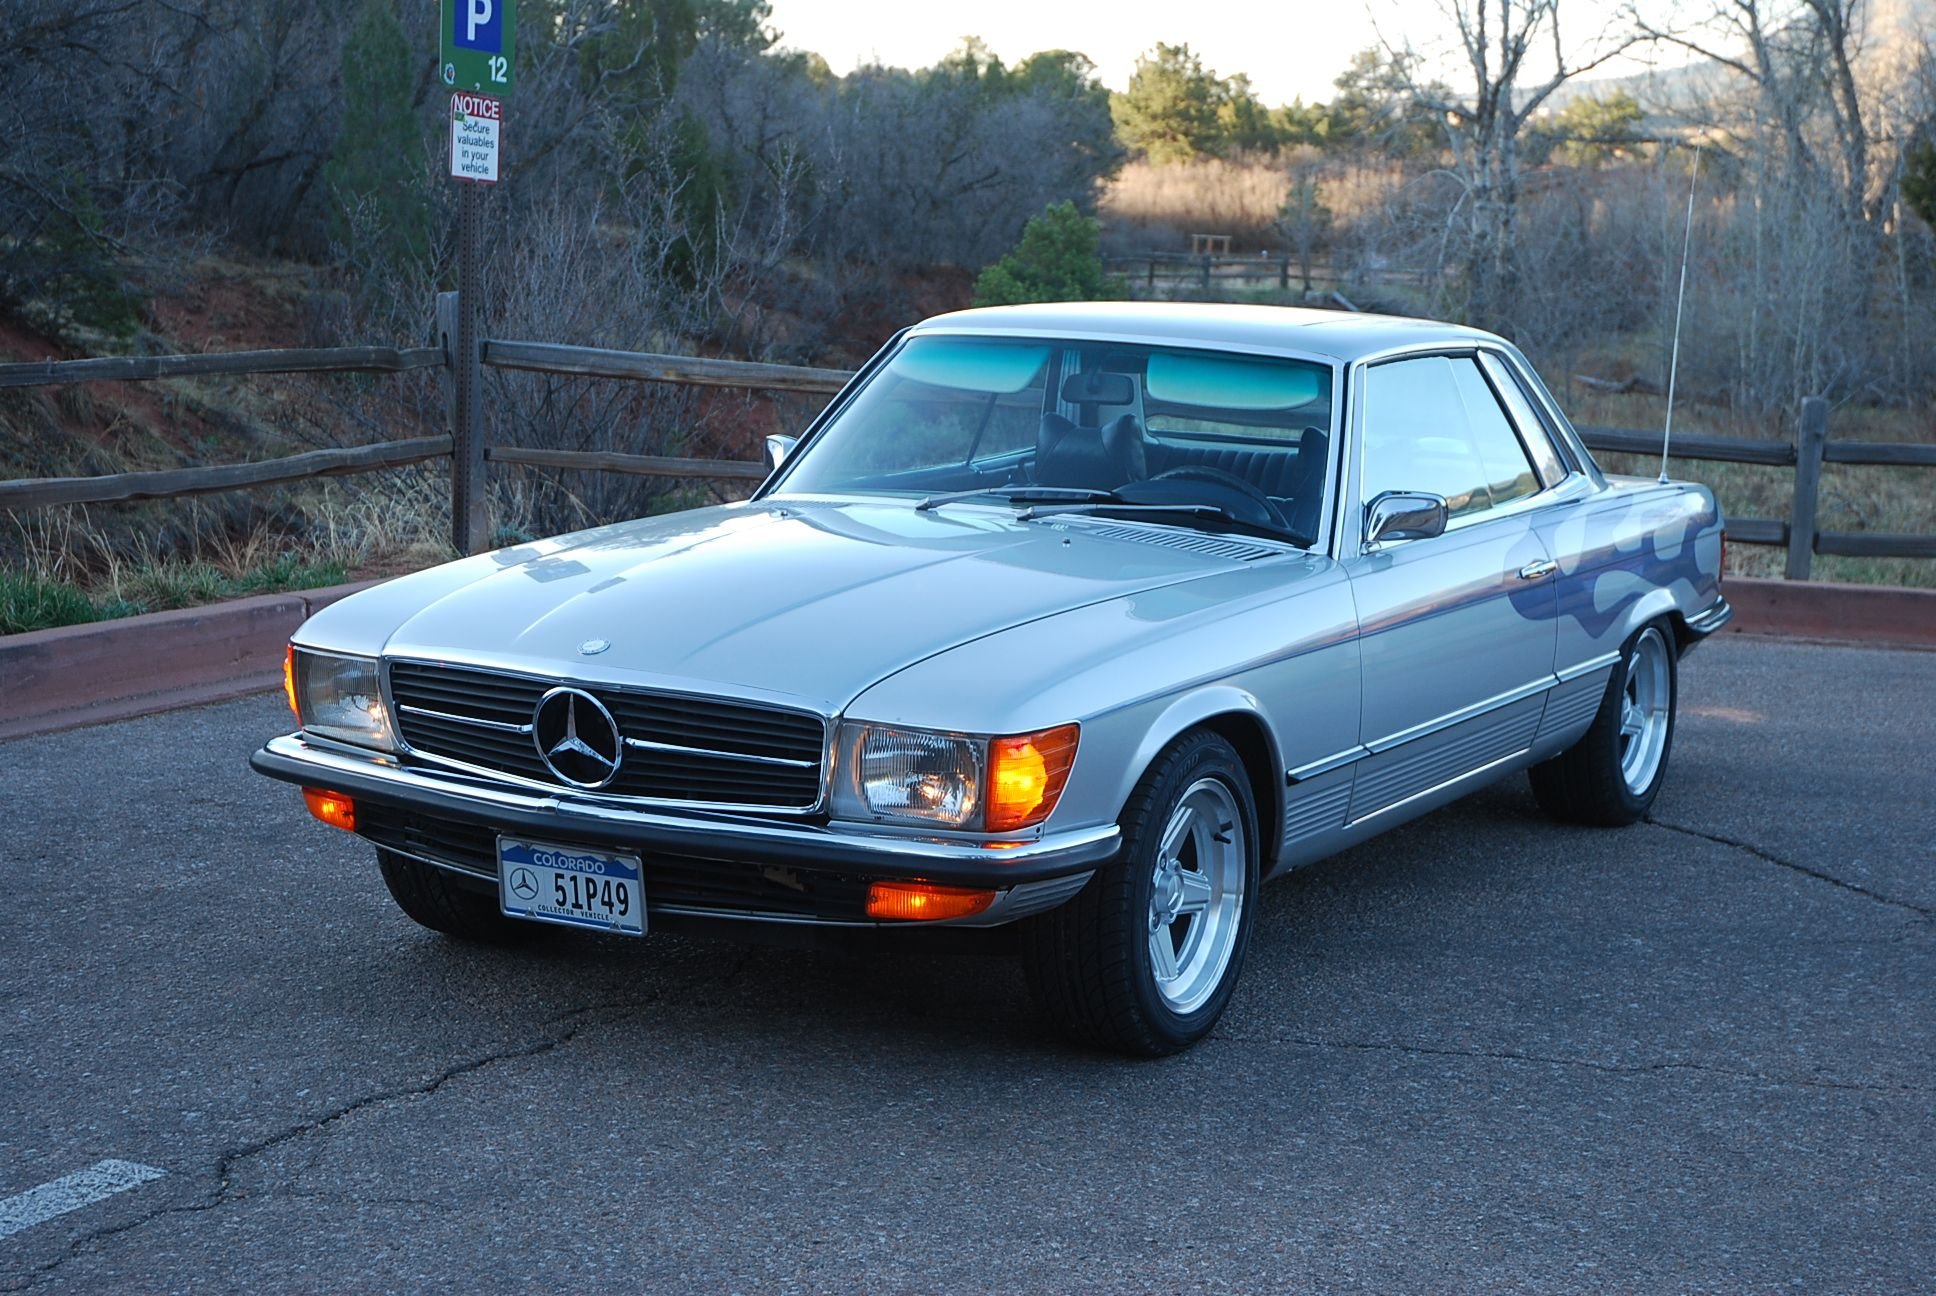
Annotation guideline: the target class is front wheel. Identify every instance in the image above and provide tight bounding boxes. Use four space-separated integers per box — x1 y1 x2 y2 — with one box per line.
377 848 540 945
1024 730 1260 1056
1529 621 1678 826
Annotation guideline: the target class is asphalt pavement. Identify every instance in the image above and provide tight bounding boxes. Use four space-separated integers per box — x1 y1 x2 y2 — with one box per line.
1 635 1930 1293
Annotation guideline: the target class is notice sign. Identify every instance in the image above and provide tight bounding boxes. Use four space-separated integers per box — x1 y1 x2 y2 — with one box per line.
450 92 502 183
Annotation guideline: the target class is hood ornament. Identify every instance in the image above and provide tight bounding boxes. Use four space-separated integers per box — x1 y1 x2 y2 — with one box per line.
579 638 611 656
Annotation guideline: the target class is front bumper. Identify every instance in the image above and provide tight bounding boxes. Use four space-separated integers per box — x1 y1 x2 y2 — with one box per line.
252 734 1115 925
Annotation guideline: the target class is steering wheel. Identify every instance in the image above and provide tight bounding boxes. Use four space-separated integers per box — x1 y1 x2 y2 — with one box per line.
1146 465 1291 529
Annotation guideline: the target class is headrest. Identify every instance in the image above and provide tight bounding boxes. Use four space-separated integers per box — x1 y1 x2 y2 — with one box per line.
1059 370 1134 406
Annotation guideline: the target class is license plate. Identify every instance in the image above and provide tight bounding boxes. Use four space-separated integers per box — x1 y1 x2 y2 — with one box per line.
497 836 645 936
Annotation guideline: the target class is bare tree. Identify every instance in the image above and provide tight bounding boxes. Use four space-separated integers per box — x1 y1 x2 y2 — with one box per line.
1381 0 1639 330
1628 0 1886 218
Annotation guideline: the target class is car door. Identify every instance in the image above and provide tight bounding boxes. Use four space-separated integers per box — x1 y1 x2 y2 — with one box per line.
1341 352 1561 823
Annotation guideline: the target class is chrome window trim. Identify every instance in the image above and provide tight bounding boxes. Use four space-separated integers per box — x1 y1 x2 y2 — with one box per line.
1474 347 1572 485
1489 344 1605 485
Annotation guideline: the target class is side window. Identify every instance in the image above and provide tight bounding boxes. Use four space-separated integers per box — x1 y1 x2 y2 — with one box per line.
970 386 1050 462
1361 356 1540 520
1477 352 1568 486
1447 359 1541 507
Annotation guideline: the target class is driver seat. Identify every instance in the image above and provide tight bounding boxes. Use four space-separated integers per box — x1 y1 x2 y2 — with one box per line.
1035 371 1146 489
1282 426 1330 539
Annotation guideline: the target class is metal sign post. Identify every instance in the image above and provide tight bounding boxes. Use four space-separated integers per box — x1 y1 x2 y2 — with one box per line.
440 0 514 556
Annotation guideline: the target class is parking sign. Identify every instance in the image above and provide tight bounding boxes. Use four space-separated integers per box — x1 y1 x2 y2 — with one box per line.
440 0 515 96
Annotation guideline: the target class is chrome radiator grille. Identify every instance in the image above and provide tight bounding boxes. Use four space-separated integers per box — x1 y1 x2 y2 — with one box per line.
387 661 826 810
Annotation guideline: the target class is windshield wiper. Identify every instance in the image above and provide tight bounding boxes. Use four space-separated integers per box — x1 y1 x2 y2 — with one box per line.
1016 501 1312 548
914 485 1121 512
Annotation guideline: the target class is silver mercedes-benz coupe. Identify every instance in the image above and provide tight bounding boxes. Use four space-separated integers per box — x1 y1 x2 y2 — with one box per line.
253 302 1732 1054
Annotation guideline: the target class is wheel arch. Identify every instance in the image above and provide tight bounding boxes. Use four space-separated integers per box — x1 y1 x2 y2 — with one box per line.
1616 588 1685 652
1117 688 1284 875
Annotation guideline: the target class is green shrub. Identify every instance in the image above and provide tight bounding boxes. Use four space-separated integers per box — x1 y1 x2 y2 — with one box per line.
974 201 1127 306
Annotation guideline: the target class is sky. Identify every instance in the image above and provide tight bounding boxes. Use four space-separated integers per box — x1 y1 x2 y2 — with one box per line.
761 0 1657 106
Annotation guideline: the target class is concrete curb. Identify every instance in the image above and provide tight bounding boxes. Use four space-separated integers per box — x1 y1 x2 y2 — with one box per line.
1719 576 1936 652
0 580 381 742
0 573 1929 742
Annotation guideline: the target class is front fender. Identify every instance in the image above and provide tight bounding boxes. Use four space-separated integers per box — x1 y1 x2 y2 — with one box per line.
1119 684 1277 803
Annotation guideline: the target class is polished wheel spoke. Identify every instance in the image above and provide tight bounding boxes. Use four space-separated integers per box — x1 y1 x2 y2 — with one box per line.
1148 924 1181 981
1620 701 1645 740
1156 809 1193 868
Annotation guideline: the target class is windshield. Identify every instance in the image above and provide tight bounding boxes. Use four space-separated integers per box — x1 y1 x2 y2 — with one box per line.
772 334 1336 544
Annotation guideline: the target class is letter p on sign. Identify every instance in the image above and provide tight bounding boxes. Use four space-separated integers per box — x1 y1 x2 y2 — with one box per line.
455 0 501 51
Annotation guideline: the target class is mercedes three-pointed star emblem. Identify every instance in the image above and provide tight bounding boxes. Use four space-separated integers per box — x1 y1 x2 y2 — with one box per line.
531 687 623 789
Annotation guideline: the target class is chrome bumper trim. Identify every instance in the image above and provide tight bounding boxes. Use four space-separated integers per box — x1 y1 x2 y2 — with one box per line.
254 734 1119 883
1685 597 1735 637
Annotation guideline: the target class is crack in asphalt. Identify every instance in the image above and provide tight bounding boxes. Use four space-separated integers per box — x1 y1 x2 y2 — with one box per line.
13 995 656 1290
1206 1031 1935 1096
1645 816 1934 922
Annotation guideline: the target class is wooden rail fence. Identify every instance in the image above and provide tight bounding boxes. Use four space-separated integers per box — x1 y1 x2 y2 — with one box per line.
1 322 1930 580
1103 252 1429 296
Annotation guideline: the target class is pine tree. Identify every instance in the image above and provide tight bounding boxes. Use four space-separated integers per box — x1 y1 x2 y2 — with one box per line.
324 0 430 269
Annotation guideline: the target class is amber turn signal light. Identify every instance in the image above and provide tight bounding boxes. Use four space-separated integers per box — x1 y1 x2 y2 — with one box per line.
865 881 996 922
985 724 1080 833
302 787 356 832
283 644 301 723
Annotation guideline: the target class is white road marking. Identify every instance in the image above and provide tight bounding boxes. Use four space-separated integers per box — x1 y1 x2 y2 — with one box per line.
0 1160 165 1240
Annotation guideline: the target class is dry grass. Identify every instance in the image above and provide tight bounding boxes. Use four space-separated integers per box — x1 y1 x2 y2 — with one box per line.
1100 158 1296 252
1098 155 1418 256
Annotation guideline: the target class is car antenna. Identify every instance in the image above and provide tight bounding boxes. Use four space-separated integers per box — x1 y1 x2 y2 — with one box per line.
1660 143 1703 485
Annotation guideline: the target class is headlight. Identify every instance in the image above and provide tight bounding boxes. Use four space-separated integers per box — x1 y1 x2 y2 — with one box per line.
832 722 1078 833
290 648 395 751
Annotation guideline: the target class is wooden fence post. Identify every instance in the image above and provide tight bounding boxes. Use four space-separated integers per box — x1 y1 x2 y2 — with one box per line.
1786 396 1829 581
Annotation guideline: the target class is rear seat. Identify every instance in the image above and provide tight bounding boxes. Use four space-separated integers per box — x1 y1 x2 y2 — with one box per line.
1146 442 1306 497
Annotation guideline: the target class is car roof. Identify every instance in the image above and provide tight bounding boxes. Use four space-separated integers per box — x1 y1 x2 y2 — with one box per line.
906 301 1502 364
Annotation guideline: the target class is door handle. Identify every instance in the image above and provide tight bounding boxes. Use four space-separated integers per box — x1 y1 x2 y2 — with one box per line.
1518 559 1559 580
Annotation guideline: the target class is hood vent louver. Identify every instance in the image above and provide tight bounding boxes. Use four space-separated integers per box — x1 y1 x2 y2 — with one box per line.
1047 520 1285 562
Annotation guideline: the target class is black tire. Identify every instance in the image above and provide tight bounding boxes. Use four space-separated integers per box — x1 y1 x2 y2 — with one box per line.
1024 730 1260 1056
376 848 540 945
1528 620 1679 826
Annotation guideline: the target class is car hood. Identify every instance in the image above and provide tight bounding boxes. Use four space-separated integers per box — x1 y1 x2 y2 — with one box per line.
319 499 1289 714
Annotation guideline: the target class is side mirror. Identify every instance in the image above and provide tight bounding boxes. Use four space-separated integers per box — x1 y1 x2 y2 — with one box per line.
1364 491 1448 547
764 434 798 473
